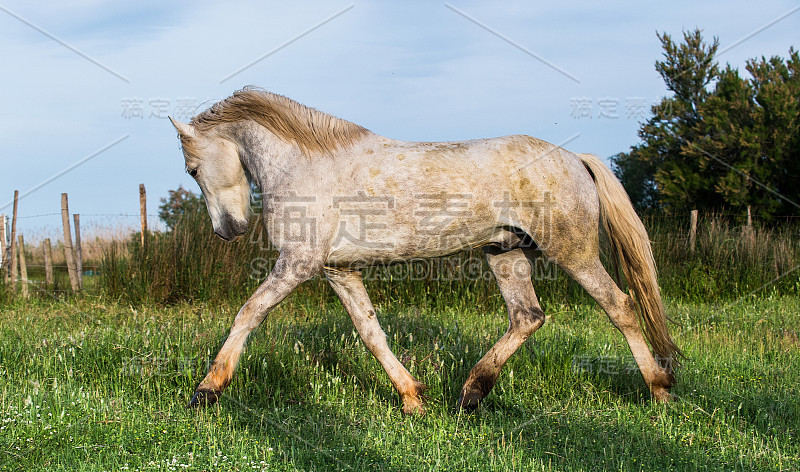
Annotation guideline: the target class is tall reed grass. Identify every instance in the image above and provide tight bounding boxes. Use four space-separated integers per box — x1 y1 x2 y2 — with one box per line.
645 214 799 300
101 210 268 304
94 210 800 307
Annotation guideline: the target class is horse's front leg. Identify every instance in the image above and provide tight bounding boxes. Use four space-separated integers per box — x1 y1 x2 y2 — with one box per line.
325 268 427 414
189 251 322 407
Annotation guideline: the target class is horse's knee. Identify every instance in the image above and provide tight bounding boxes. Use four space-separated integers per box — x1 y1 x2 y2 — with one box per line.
511 305 545 335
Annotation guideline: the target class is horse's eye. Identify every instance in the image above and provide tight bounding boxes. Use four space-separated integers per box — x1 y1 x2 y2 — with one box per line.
188 167 198 177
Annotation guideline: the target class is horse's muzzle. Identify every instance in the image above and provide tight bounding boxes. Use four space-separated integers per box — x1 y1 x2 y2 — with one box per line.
214 216 248 241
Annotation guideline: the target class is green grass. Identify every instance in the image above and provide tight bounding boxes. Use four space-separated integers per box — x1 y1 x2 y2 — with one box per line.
1 287 798 471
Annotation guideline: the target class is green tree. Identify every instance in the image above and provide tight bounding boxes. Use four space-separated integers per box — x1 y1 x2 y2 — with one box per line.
158 186 206 230
610 151 660 211
611 29 720 211
689 50 800 217
614 30 799 217
751 49 800 216
683 65 758 211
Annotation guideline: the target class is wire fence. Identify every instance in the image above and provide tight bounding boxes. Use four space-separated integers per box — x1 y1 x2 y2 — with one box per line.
0 186 165 295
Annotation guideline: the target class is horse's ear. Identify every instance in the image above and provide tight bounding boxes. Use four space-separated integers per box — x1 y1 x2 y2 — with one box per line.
169 116 196 138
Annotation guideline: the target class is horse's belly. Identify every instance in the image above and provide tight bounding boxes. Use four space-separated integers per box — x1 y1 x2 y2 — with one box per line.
324 219 500 267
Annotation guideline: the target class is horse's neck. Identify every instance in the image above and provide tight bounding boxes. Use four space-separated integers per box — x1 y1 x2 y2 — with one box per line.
234 123 302 194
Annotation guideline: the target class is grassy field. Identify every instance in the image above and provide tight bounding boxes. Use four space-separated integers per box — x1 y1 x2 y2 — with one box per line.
1 281 798 471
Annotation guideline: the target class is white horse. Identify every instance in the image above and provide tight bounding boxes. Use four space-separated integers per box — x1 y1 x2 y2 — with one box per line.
170 87 680 414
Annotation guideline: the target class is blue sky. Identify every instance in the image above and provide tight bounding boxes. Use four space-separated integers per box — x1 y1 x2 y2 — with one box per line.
1 0 798 240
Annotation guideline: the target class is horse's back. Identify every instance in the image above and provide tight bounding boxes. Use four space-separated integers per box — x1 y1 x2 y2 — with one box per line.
318 134 600 266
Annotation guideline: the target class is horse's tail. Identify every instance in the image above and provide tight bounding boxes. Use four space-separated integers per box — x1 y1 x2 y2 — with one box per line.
578 153 682 367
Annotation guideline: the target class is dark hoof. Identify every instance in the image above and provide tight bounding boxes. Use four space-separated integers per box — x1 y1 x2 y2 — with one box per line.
188 389 219 408
457 390 483 412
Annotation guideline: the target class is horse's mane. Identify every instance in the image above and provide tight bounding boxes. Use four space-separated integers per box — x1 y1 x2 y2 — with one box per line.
189 87 369 156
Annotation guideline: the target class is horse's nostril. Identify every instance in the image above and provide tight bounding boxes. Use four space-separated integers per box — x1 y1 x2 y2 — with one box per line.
213 227 231 241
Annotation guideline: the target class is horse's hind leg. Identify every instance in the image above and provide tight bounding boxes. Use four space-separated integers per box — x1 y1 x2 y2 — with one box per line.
561 258 674 401
325 268 427 414
458 247 545 410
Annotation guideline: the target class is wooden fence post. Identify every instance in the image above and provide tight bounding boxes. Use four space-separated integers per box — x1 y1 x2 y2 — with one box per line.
0 214 6 278
8 190 19 287
61 193 80 292
18 235 29 298
746 206 752 228
44 238 54 286
139 184 148 249
688 209 698 254
74 213 83 290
